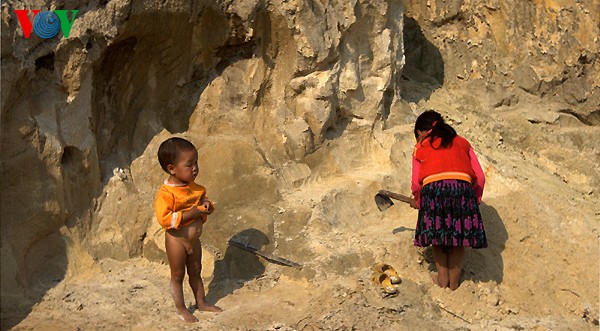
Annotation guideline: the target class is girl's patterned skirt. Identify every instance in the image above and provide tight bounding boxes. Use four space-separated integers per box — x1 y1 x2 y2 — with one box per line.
414 179 487 248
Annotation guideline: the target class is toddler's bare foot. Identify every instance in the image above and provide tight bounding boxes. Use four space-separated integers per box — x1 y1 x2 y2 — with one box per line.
177 308 198 322
196 303 223 313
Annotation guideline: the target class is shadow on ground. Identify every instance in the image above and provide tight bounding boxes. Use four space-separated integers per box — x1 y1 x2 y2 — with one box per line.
465 202 507 283
205 228 269 305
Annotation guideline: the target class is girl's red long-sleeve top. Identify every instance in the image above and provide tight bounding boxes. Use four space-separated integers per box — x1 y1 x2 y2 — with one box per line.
411 135 485 205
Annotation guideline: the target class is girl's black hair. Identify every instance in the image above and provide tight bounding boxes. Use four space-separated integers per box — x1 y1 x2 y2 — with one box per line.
157 137 196 173
414 110 457 149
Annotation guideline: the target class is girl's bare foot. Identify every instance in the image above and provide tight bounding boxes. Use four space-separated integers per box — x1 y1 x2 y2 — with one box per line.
177 308 198 322
431 273 441 287
196 304 223 313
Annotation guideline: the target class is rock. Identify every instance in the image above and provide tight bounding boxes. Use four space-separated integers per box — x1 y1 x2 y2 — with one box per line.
523 109 560 124
278 162 312 191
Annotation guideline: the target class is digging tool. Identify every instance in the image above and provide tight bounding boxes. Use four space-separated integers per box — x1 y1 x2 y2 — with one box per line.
228 238 303 270
375 190 413 211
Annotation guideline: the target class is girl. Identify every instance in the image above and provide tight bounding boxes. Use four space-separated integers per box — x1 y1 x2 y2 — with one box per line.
410 110 487 290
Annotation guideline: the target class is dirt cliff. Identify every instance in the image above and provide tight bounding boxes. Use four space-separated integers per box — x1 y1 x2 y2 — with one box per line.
1 0 598 330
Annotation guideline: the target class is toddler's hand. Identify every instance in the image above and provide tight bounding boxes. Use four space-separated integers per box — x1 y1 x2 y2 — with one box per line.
199 199 214 215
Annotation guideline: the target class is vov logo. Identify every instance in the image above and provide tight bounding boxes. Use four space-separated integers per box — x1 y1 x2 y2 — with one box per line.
14 10 79 39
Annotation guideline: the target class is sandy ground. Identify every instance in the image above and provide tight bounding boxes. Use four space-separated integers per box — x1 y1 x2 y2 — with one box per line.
9 189 599 330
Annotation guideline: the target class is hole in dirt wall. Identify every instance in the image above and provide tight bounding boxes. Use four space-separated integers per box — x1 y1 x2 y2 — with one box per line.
401 15 445 103
91 9 230 180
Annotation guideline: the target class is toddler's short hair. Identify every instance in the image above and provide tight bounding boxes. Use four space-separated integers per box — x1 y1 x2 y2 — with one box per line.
157 137 197 173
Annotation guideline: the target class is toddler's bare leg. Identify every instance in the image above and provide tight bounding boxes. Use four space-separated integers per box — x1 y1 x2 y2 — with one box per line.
448 246 465 290
432 245 450 288
165 234 198 322
186 239 222 313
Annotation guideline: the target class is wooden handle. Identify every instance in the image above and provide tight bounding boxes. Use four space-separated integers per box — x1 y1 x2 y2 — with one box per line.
228 239 303 270
378 190 413 204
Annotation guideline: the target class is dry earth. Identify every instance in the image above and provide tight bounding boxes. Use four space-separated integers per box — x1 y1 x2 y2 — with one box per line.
1 0 599 330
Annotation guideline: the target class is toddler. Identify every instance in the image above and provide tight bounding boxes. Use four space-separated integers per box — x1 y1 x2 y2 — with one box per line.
154 137 222 322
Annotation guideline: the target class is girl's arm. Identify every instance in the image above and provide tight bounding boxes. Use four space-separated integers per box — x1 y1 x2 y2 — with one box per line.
411 154 422 207
469 148 485 204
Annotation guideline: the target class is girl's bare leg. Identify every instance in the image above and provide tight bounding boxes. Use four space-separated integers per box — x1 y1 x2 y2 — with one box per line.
432 245 450 288
448 246 465 290
165 233 198 322
186 239 222 312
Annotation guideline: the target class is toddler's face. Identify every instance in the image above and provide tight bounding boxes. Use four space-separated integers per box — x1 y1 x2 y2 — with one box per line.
170 149 199 184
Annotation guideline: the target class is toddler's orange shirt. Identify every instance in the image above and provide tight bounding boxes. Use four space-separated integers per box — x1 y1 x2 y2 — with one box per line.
154 181 210 230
